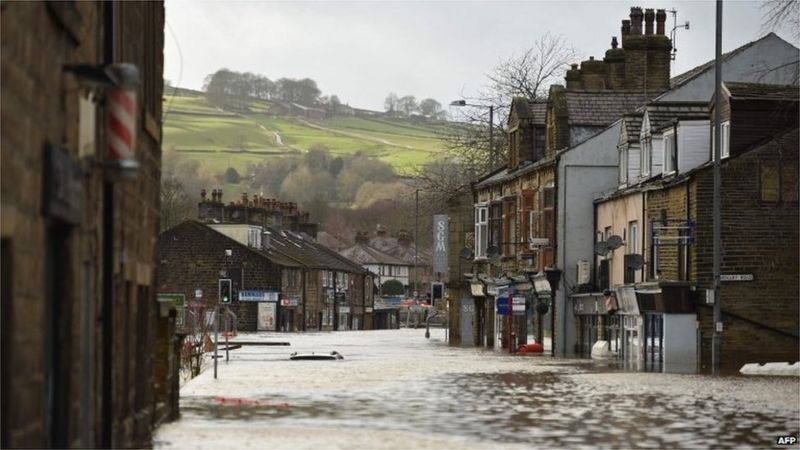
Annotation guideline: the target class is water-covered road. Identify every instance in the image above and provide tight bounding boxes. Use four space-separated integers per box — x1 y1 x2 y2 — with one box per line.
154 329 799 449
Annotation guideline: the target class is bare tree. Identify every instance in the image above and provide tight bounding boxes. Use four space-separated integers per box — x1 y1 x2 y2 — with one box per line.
761 0 800 41
160 175 195 232
425 33 576 200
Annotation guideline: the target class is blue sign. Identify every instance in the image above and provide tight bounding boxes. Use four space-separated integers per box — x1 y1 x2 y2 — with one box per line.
239 290 279 302
496 296 509 316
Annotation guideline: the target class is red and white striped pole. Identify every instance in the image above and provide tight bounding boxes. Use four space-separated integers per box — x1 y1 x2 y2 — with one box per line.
105 63 139 177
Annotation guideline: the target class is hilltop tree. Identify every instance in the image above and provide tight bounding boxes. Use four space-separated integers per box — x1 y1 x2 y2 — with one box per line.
397 95 419 116
419 98 443 118
384 93 399 115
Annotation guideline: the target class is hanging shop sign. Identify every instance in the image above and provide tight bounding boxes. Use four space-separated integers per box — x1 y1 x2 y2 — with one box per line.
281 296 299 307
512 295 526 316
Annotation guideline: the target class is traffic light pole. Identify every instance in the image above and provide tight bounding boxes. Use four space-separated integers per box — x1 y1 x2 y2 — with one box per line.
213 305 219 379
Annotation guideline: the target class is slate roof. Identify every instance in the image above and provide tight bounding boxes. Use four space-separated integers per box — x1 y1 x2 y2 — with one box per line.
164 221 302 268
565 91 652 126
264 227 366 273
621 113 644 143
339 243 409 266
315 230 351 252
510 98 547 125
668 34 770 90
724 82 800 101
645 102 709 132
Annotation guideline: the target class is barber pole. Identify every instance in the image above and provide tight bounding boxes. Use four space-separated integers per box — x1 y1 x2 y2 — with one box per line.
107 87 136 161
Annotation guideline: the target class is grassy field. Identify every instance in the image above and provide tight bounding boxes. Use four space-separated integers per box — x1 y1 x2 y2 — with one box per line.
162 91 448 175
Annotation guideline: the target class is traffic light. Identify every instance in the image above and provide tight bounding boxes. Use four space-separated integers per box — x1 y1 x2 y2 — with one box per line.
219 278 232 304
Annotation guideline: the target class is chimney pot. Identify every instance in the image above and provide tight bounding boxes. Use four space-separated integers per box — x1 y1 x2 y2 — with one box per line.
656 9 667 35
219 190 223 202
621 19 631 37
611 36 619 49
630 7 643 35
571 63 579 70
644 8 655 35
201 189 207 201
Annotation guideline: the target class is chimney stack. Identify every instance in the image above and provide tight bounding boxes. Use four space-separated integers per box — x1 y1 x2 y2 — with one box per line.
241 193 248 205
397 230 411 247
201 189 207 202
376 224 387 238
656 9 666 35
565 63 581 90
355 231 369 244
644 8 655 35
630 7 643 35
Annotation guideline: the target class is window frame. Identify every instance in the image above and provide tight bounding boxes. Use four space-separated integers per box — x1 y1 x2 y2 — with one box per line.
619 145 628 185
641 137 652 177
474 204 489 259
663 129 677 175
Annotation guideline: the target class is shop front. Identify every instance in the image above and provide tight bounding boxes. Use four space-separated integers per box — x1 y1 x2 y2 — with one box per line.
239 290 280 332
279 295 299 331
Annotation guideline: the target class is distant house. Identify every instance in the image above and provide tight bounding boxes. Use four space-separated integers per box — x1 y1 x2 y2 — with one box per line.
339 237 411 294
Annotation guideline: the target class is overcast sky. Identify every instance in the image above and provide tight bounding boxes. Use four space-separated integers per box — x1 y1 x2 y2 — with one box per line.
164 1 795 111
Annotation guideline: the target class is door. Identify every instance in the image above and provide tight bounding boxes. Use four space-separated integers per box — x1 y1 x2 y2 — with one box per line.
257 302 276 331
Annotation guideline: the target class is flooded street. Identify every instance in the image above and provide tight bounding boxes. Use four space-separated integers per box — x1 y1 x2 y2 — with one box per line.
154 329 799 449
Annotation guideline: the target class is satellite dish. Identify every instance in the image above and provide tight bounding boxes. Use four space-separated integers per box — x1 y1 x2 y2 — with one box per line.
486 245 500 258
625 254 645 269
594 242 610 256
607 235 624 250
460 247 474 260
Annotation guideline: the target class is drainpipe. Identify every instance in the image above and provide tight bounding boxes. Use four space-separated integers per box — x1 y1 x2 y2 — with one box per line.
301 269 307 331
101 2 115 448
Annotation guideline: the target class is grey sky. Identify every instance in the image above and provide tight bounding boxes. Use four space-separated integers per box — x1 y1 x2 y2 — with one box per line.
164 1 795 111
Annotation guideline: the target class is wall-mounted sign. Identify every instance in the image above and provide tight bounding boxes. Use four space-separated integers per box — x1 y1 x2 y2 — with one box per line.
195 289 203 299
432 214 449 273
512 295 526 315
239 290 279 302
42 144 83 225
720 274 754 282
257 302 276 331
281 296 299 307
157 293 186 326
528 238 550 248
338 306 350 314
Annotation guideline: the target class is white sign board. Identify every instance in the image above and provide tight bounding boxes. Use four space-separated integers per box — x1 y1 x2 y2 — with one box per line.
257 302 276 331
720 274 754 282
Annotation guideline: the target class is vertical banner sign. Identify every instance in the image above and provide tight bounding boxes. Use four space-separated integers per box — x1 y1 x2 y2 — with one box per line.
107 88 137 162
433 214 449 273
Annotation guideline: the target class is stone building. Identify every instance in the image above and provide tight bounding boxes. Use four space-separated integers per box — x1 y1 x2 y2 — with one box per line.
160 191 373 333
1 1 173 448
463 6 672 352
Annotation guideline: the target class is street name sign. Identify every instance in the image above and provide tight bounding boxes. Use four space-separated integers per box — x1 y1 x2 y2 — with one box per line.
720 274 754 282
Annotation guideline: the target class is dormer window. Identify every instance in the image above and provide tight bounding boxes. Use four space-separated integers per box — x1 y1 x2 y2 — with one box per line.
619 145 628 185
663 130 677 174
641 137 652 177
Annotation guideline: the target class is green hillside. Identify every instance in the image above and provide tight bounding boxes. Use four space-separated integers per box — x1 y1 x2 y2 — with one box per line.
162 90 448 175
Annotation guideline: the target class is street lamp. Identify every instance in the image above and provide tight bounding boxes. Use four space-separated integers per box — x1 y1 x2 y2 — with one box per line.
450 100 496 172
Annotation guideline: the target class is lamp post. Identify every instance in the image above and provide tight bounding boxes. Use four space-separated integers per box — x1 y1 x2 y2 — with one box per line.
544 267 562 357
449 100 495 172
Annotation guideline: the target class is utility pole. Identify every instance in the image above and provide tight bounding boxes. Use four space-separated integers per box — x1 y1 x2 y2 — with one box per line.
712 0 723 375
414 189 419 299
488 105 494 171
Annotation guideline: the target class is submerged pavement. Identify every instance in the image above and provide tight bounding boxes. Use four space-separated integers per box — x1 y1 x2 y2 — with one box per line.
154 328 799 449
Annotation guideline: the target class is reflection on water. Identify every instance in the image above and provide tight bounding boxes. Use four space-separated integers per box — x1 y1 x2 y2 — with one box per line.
159 329 799 449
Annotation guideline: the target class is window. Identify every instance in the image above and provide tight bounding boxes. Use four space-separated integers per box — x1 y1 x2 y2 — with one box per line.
720 121 730 159
488 203 503 253
627 221 638 254
520 191 535 249
641 138 652 176
540 186 555 267
474 205 488 258
534 127 546 161
502 198 517 257
619 146 628 185
247 228 261 248
663 131 677 174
